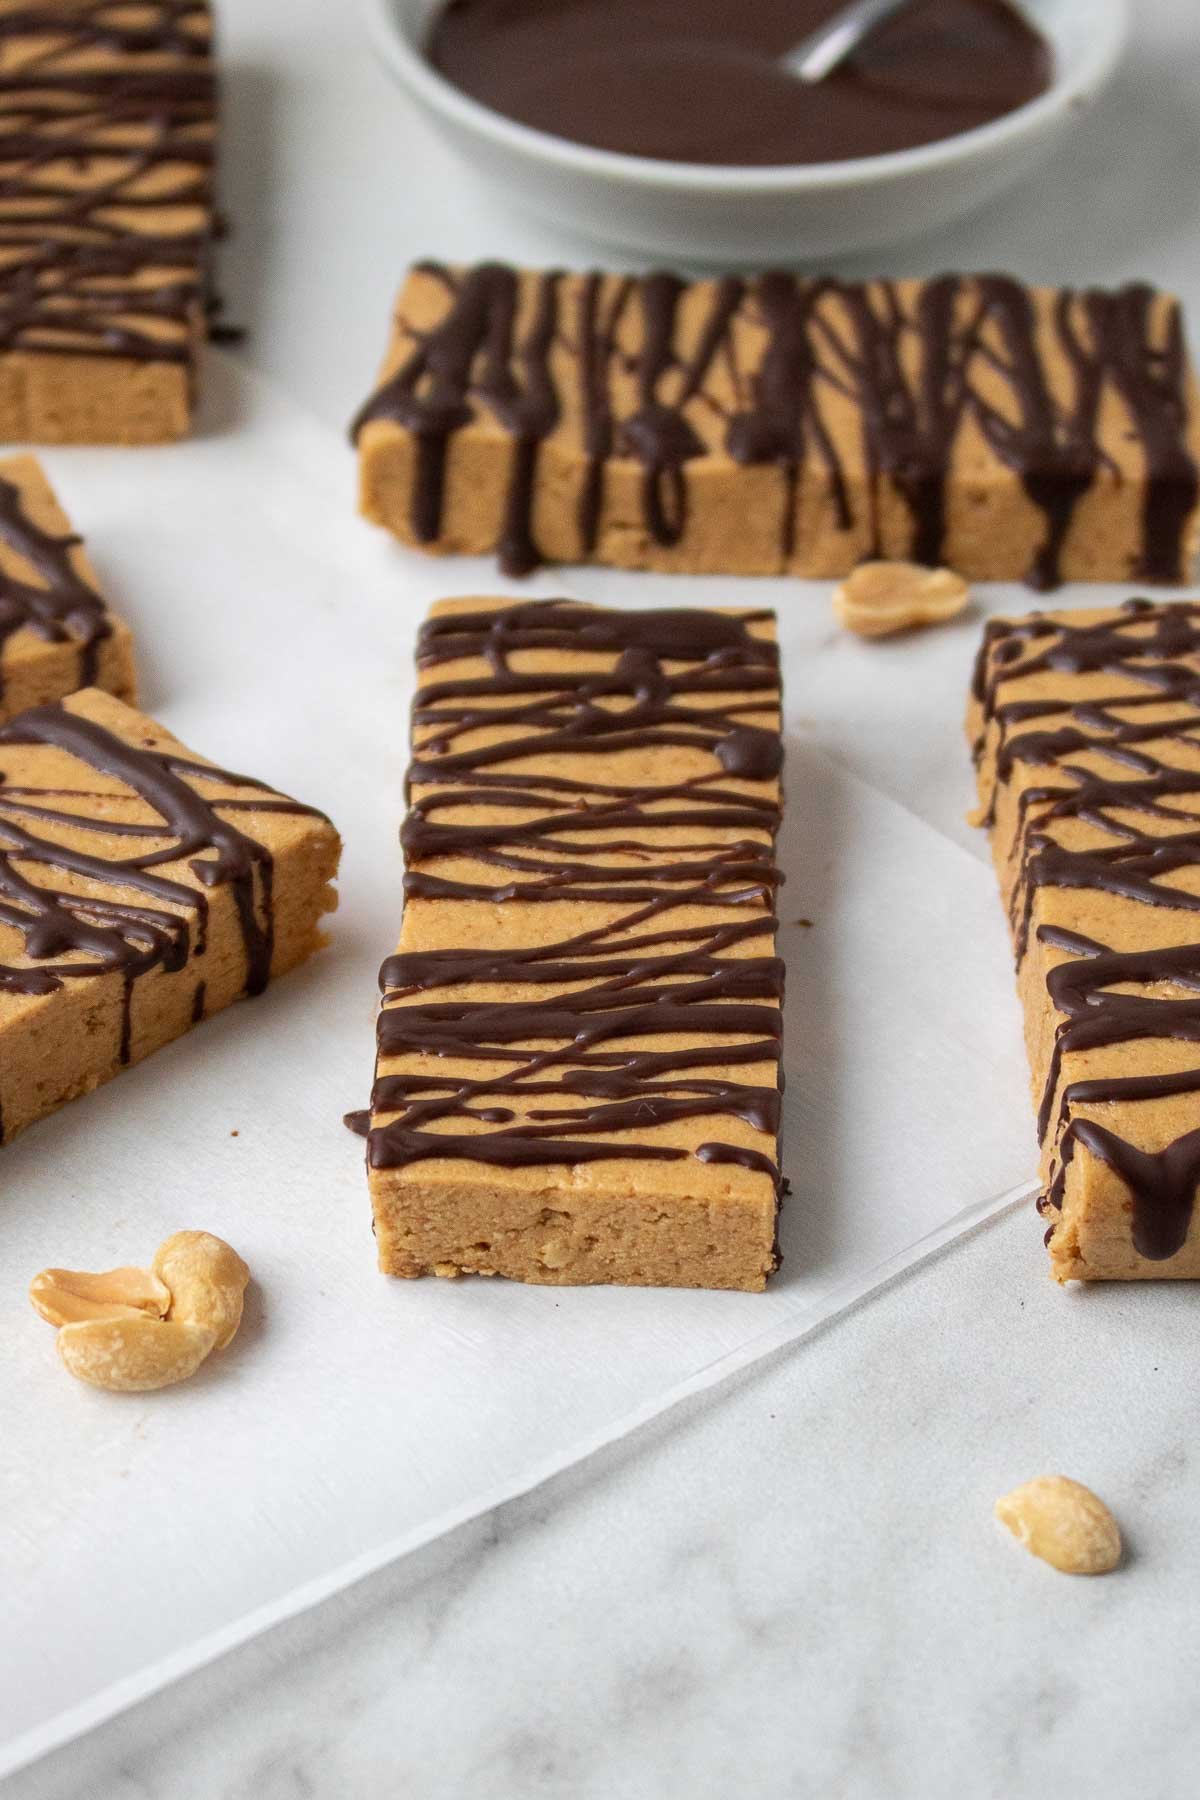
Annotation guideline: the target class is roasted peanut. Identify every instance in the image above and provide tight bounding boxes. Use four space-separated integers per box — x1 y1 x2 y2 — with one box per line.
29 1264 170 1327
833 561 970 638
152 1231 250 1349
995 1476 1122 1575
30 1230 250 1393
57 1316 217 1393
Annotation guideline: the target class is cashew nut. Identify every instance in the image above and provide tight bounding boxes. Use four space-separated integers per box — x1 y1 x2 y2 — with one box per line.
153 1231 250 1350
995 1475 1122 1575
57 1316 217 1393
29 1230 250 1393
29 1264 171 1327
833 561 970 638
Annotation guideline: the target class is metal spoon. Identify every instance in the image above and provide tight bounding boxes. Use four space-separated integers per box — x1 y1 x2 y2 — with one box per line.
784 0 914 83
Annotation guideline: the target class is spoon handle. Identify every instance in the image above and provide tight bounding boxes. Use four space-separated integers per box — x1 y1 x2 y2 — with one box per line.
785 0 914 84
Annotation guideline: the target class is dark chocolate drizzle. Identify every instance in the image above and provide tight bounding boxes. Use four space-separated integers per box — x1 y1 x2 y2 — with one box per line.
0 469 111 704
367 599 784 1239
0 1 214 371
975 598 1200 1260
0 701 319 1142
353 265 1198 587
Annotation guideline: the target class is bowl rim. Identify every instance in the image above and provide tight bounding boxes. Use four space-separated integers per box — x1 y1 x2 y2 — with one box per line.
365 0 1130 192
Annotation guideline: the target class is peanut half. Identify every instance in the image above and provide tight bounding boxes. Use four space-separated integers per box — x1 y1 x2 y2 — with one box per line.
833 561 970 639
29 1264 170 1327
995 1476 1122 1575
29 1231 250 1394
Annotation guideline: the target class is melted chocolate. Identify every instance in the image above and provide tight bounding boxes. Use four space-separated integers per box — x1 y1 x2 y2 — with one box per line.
0 701 321 1141
0 471 111 702
0 3 214 370
976 599 1200 1259
366 600 784 1220
429 0 1050 168
353 266 1198 588
1055 1120 1200 1262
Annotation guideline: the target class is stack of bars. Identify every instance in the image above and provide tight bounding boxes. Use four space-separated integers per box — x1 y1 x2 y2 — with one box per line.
362 597 786 1292
0 0 215 443
971 600 1200 1280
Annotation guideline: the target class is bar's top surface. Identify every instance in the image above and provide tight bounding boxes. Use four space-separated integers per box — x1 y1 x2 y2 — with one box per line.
0 452 113 688
973 597 1200 1261
368 597 784 1208
0 0 214 364
0 685 329 1009
353 262 1200 585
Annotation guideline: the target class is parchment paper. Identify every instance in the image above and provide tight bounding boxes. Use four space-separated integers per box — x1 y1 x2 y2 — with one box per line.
0 356 1039 1775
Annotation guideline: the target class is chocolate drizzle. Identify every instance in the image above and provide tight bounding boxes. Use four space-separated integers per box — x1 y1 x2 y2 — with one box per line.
0 700 319 1141
0 2 214 372
367 599 784 1228
0 469 111 703
354 265 1199 587
975 598 1200 1261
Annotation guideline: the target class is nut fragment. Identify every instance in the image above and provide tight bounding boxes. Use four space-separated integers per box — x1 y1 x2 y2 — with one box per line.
833 561 970 639
152 1231 250 1349
29 1264 171 1327
57 1316 217 1393
995 1476 1122 1575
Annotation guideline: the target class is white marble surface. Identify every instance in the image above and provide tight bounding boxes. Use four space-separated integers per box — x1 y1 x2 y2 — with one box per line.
7 1 1200 1794
9 1210 1200 1800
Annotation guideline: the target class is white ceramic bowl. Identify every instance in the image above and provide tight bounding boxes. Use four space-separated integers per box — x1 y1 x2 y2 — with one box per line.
366 0 1128 265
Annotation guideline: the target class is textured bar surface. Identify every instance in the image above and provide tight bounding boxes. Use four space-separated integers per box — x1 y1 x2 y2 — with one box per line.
0 686 340 1144
0 452 134 721
0 0 215 444
355 263 1200 588
365 597 784 1292
969 599 1200 1279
